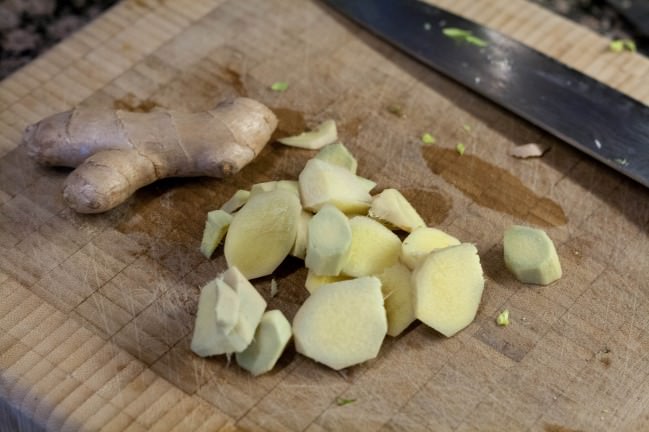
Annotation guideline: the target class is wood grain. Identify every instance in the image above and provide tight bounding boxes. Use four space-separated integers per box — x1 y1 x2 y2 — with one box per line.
1 0 649 430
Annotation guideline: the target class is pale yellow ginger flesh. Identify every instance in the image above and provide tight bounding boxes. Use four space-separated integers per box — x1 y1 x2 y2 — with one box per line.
24 97 277 213
190 266 267 356
292 276 387 370
190 279 233 357
290 210 312 259
305 204 352 276
377 263 416 337
222 267 268 351
250 181 279 196
200 210 233 258
298 158 375 213
503 225 562 285
401 227 461 269
213 278 239 333
413 244 484 337
236 310 292 376
368 188 425 233
315 142 358 173
220 189 250 214
250 180 299 198
276 180 300 196
278 119 338 149
191 138 492 372
355 175 378 193
304 270 350 294
342 216 402 277
224 189 301 279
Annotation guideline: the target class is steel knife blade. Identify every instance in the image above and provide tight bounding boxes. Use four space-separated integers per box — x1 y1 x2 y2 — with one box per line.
323 0 649 188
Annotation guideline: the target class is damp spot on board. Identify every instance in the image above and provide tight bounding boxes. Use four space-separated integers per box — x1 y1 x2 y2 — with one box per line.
544 424 585 432
113 93 161 113
338 117 363 139
221 67 248 97
422 146 567 227
400 187 451 226
270 107 307 141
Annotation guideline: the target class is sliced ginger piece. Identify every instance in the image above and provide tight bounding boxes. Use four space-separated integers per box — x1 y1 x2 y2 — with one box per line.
250 180 299 198
299 158 374 213
293 276 387 370
224 189 301 279
250 181 278 196
413 243 484 337
368 188 425 233
191 279 236 357
315 141 358 173
220 189 250 214
401 227 461 269
291 210 312 259
222 266 268 352
200 210 233 258
377 263 416 337
355 175 378 195
304 270 350 294
305 204 352 276
278 119 337 149
342 216 402 277
276 180 300 196
190 267 267 356
213 278 239 333
503 225 562 285
236 310 292 376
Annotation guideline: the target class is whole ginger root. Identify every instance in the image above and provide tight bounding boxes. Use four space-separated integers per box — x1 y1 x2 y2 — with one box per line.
23 97 277 213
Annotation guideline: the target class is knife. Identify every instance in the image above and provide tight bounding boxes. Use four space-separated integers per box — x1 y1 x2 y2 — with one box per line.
323 0 649 188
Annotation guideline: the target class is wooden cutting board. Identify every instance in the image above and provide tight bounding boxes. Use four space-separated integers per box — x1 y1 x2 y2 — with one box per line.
2 0 649 430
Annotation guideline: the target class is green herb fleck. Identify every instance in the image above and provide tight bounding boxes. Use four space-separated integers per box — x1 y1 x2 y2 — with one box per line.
609 40 624 53
270 81 289 92
443 27 488 47
456 142 466 155
624 39 637 52
609 39 636 53
465 35 488 47
462 124 472 132
336 397 356 406
443 28 471 39
615 158 629 166
421 133 436 145
496 309 510 326
387 105 405 118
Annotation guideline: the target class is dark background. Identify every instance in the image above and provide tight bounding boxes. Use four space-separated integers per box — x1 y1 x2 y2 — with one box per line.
0 0 647 80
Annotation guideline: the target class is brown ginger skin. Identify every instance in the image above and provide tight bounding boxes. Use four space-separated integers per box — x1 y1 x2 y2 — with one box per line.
23 97 277 213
